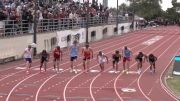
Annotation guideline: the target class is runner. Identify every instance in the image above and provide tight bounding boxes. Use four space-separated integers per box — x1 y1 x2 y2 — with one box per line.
135 52 147 74
53 46 63 73
23 45 33 74
148 54 157 73
97 51 108 72
112 50 121 73
70 40 79 73
39 50 49 72
82 44 93 73
122 46 132 74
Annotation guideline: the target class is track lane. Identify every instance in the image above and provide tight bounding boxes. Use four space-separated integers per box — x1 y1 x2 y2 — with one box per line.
0 31 139 82
62 33 161 101
113 27 180 101
90 29 175 101
3 31 146 100
137 30 180 101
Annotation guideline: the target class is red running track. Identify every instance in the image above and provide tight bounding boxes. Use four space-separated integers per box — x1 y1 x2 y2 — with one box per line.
0 26 179 101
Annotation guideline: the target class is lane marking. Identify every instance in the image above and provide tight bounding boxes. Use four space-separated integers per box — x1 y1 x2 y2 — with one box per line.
142 36 164 46
114 30 176 101
15 67 26 70
138 32 180 101
121 88 136 93
90 70 100 73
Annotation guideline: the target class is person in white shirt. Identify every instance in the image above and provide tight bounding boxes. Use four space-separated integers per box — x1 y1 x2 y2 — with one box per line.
97 51 108 72
23 45 32 74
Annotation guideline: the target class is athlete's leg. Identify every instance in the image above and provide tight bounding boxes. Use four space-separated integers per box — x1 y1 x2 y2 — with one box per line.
53 59 56 70
87 59 90 72
44 61 47 72
57 59 60 72
116 62 119 71
83 59 86 71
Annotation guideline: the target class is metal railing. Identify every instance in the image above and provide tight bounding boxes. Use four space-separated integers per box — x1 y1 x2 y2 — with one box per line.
0 17 129 38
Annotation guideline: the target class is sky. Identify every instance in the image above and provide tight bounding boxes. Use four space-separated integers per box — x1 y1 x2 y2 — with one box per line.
100 0 180 11
78 0 180 11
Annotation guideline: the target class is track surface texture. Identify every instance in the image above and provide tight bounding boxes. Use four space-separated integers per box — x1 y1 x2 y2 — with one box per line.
0 26 180 101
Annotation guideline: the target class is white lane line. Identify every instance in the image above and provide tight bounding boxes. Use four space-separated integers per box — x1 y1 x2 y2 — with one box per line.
137 32 180 101
6 32 145 101
63 34 154 101
114 31 176 101
160 48 180 101
0 32 140 82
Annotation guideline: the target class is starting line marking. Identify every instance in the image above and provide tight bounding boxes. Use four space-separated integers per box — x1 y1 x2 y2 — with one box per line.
75 69 82 72
15 67 26 70
128 71 139 74
108 70 115 74
90 70 100 73
121 88 136 93
32 68 40 71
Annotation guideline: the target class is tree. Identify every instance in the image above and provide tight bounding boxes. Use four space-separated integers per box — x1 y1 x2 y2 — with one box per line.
118 3 128 15
162 0 180 22
126 0 163 20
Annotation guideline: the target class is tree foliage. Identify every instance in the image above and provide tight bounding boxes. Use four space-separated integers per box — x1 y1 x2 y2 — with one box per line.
126 0 163 20
163 0 180 21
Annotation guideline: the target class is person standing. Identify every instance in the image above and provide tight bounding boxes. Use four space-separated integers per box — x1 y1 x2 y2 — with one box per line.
135 52 147 74
40 50 49 72
70 41 79 73
53 46 63 73
82 44 93 73
23 45 33 74
112 50 121 73
122 46 132 74
148 54 157 74
97 51 108 72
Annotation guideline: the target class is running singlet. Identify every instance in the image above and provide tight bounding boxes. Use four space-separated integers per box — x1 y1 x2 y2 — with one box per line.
98 53 106 63
70 45 78 57
41 52 49 59
124 49 131 57
113 54 120 61
53 49 61 58
24 48 32 59
149 56 156 62
136 53 144 60
84 49 91 58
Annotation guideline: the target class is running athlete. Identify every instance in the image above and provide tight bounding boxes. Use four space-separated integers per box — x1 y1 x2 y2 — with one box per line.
53 46 63 73
40 50 49 72
122 46 132 74
70 41 79 73
82 44 93 72
112 50 121 73
135 52 147 74
23 45 32 74
148 54 157 73
97 51 108 72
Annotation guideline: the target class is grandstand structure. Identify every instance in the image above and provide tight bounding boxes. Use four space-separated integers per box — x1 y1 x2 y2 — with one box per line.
0 0 130 63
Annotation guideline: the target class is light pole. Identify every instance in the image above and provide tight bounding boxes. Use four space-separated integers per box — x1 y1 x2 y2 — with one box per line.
85 0 89 44
116 0 119 34
33 0 38 56
132 0 135 30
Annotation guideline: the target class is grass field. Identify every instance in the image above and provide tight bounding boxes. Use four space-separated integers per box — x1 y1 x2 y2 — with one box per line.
166 62 180 97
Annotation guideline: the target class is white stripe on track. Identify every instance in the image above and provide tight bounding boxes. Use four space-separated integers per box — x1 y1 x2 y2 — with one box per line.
91 30 173 101
0 32 139 83
5 31 146 101
114 31 178 101
137 32 180 101
63 33 162 101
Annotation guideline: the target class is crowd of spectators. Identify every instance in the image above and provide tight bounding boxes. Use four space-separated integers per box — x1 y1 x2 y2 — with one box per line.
0 0 113 35
0 0 111 22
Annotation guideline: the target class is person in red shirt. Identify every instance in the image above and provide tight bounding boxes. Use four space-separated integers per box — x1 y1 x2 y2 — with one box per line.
53 46 63 73
82 44 93 72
